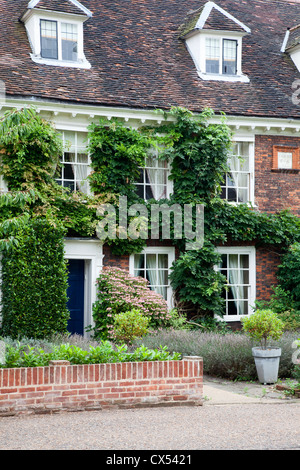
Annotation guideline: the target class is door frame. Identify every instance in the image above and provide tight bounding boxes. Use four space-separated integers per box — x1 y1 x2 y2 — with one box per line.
64 238 103 336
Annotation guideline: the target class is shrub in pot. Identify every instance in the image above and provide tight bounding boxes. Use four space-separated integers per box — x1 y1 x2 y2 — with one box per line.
241 309 285 384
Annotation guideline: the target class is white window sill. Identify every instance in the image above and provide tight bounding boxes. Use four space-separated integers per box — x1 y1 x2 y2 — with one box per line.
198 72 249 82
30 54 91 69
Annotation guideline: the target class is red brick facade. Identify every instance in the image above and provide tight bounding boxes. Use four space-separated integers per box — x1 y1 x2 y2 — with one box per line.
255 135 300 216
0 357 203 416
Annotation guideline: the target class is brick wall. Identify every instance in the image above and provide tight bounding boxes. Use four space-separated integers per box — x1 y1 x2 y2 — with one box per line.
0 357 203 416
255 135 300 216
256 245 282 301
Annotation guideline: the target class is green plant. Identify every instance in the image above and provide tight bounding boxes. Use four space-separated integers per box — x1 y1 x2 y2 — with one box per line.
241 309 285 350
166 309 190 330
0 218 69 339
0 107 63 191
1 339 181 368
91 267 170 339
109 309 150 344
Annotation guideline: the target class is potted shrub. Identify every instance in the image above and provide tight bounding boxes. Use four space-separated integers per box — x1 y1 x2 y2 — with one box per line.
241 309 285 384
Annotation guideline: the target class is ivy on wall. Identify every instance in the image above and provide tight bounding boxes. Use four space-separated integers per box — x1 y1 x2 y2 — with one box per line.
0 105 299 334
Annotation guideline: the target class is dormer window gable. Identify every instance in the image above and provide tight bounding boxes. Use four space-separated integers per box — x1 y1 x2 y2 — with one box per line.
281 25 300 73
20 0 92 69
180 1 250 82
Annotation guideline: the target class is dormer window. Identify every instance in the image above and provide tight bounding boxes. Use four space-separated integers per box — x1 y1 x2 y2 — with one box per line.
40 20 78 61
180 1 250 82
206 37 237 75
20 0 92 68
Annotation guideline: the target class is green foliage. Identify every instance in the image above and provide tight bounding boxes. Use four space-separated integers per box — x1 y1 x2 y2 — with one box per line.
2 340 180 368
255 286 300 331
109 309 150 344
169 242 227 317
277 243 300 307
0 107 63 190
87 118 152 198
241 309 285 349
133 329 298 381
0 217 70 339
91 267 170 339
163 107 233 204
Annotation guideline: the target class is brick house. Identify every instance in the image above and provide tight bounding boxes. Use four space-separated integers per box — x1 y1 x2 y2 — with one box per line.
0 0 300 333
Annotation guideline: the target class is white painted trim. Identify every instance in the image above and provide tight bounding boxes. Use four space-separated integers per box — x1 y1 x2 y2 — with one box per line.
196 1 251 34
198 71 250 82
27 0 92 17
64 238 103 335
129 246 175 308
281 29 290 53
3 98 300 135
215 245 256 322
30 55 91 68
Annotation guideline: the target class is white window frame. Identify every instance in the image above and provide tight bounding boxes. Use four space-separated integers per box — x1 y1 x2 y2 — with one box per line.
22 9 91 69
185 31 249 82
136 152 173 201
56 130 91 194
221 139 255 205
216 246 256 322
129 246 175 308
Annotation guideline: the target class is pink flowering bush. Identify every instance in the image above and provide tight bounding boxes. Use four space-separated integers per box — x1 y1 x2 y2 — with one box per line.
92 267 170 340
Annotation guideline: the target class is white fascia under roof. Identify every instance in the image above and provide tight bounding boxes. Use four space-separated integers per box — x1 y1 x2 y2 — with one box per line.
27 0 92 17
196 1 251 33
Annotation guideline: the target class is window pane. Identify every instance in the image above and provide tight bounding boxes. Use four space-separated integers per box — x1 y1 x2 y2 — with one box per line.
206 37 220 74
223 39 237 75
61 23 78 61
133 251 171 301
40 20 58 59
218 252 251 316
57 132 89 192
136 156 169 201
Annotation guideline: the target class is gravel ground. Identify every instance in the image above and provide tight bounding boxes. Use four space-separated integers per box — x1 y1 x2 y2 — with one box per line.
0 376 299 451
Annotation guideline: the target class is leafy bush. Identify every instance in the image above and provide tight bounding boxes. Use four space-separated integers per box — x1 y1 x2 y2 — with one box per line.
132 329 298 380
1 339 180 368
169 242 227 318
277 243 300 307
109 309 150 344
255 286 300 331
0 107 63 190
0 218 69 339
91 267 170 339
241 309 284 349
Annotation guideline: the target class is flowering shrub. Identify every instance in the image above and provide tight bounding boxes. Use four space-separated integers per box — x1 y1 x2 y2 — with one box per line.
91 267 170 339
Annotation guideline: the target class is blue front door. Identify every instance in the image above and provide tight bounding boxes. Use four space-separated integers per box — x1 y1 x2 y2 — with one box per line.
67 259 85 335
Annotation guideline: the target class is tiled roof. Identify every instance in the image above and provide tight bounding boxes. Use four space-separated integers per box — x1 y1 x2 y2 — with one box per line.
30 0 91 16
1 0 300 119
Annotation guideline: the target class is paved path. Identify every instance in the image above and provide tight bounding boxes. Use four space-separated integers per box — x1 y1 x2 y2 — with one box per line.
0 377 299 451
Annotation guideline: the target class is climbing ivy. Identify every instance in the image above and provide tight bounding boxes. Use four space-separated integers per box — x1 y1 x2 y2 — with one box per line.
0 105 299 329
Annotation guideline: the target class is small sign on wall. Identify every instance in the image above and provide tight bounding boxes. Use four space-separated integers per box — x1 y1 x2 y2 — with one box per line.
277 151 293 169
272 145 300 170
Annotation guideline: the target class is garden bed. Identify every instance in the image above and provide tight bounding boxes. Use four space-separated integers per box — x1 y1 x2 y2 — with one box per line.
275 382 300 398
0 356 203 416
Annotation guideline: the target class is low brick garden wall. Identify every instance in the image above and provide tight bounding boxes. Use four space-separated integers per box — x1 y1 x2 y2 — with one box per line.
0 356 203 416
